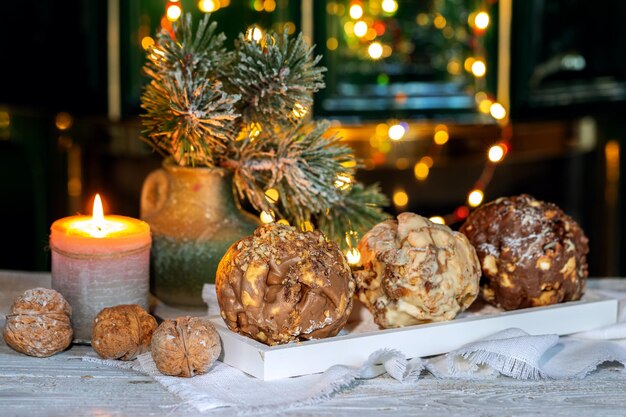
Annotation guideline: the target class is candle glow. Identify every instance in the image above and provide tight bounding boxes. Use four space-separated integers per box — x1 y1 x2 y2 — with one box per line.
50 193 151 341
68 194 126 238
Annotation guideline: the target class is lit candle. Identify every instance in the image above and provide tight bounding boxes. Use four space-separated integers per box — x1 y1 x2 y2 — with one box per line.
50 194 151 342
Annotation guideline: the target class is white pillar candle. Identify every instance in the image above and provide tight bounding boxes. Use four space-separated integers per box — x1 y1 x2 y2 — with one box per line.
50 195 151 342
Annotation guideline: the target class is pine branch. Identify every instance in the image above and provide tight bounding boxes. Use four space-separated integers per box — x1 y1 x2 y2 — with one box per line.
138 14 390 250
146 13 231 78
316 183 390 251
140 13 239 166
226 31 326 129
228 120 390 248
230 121 354 225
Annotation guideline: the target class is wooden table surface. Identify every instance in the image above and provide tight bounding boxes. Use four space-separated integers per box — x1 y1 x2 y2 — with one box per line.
2 270 626 417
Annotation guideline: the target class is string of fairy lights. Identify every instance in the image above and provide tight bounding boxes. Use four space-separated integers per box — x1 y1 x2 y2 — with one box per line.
332 1 511 227
150 0 511 264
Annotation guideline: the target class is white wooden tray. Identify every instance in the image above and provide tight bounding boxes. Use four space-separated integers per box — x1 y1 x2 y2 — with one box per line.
209 291 618 380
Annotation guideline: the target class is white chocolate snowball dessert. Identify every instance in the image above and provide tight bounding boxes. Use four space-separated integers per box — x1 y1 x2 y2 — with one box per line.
354 212 481 328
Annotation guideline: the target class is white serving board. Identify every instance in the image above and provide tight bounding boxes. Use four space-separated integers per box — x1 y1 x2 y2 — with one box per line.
209 291 618 381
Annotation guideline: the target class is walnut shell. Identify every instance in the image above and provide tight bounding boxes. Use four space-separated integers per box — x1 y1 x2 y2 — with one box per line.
3 287 73 357
151 316 221 378
91 304 157 360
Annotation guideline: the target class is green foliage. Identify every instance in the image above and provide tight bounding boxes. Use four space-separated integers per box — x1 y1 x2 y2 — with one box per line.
226 31 326 129
140 13 389 249
141 14 239 166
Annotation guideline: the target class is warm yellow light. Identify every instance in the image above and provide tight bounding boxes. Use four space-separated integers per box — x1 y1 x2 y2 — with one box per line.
393 190 409 207
198 0 219 12
68 178 82 197
368 42 383 59
447 60 461 75
435 124 448 132
375 123 389 136
292 103 308 119
471 60 486 77
334 174 352 190
474 91 487 104
265 188 279 203
166 4 182 21
488 144 505 163
420 156 433 168
327 37 339 50
0 111 9 129
92 194 105 231
468 189 484 207
478 99 493 114
442 27 454 39
264 0 276 12
284 21 296 35
395 157 410 170
416 13 429 26
349 4 364 19
490 102 507 120
429 216 445 225
344 21 355 35
388 123 406 140
434 14 446 29
253 0 264 11
341 159 357 168
248 122 262 140
381 44 393 57
434 130 449 145
260 210 275 224
606 140 620 184
414 162 429 181
141 36 155 50
474 12 490 29
464 57 475 72
246 25 264 42
354 20 368 37
55 112 73 130
381 0 398 14
346 248 361 265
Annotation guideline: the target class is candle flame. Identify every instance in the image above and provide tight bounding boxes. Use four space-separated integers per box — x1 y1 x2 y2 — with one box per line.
93 194 105 231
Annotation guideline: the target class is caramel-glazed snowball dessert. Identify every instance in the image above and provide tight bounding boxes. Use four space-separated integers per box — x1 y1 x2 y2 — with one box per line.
354 213 481 328
216 224 355 345
91 304 158 361
151 316 221 377
3 288 73 357
460 194 589 310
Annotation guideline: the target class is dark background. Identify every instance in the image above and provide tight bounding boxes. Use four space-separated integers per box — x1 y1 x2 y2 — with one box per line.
0 0 624 277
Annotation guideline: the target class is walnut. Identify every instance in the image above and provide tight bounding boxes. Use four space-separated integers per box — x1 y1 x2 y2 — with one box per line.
151 316 221 378
3 287 73 357
91 304 157 360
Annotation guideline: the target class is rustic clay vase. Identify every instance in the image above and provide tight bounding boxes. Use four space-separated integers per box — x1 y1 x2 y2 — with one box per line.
140 158 260 307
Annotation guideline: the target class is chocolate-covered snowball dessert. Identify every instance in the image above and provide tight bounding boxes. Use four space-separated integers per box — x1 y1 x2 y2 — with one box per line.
216 224 355 345
460 194 589 310
354 212 481 328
